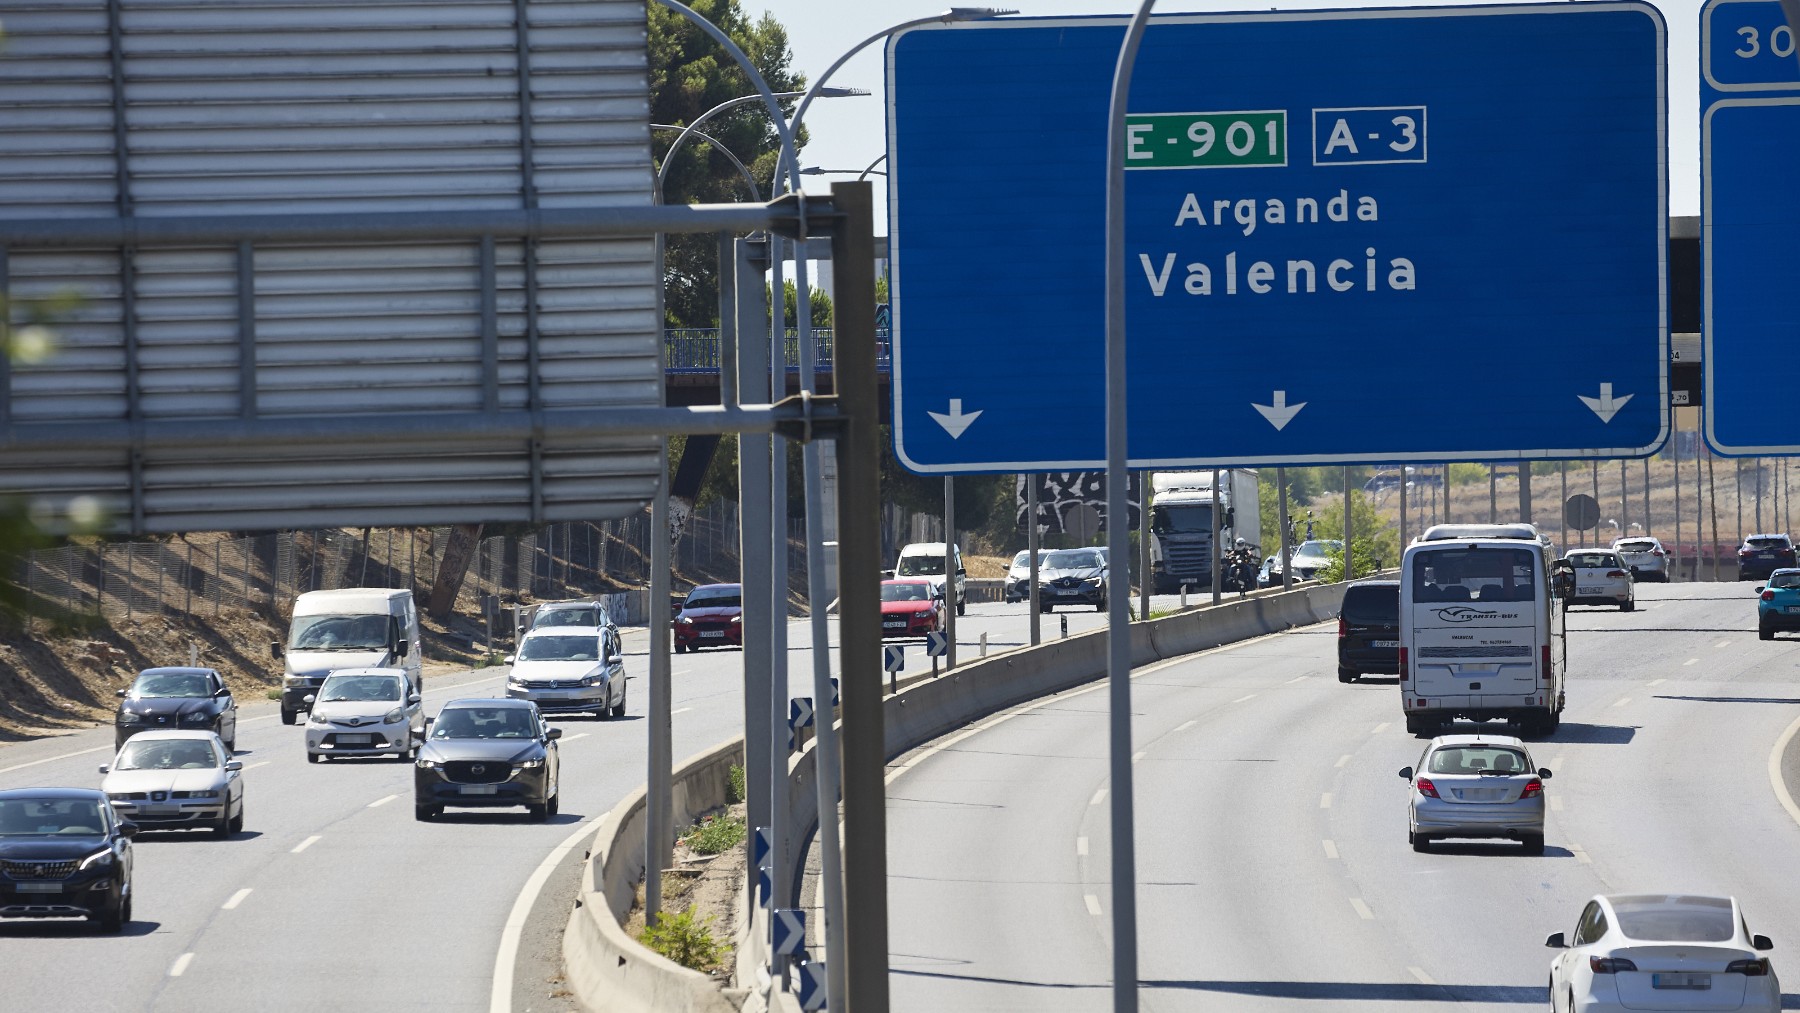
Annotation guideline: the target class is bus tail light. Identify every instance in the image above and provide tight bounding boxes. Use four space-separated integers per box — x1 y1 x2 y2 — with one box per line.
1398 646 1408 683
1541 645 1551 675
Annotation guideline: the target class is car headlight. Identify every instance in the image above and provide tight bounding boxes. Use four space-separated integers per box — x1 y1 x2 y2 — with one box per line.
516 757 544 770
383 708 405 725
180 789 219 800
916 609 935 619
1085 577 1103 587
309 710 331 725
583 674 608 687
415 758 443 770
676 616 693 626
117 710 141 724
79 848 114 870
731 614 742 624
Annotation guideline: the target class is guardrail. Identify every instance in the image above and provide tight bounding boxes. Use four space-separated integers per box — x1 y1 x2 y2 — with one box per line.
565 580 1356 1013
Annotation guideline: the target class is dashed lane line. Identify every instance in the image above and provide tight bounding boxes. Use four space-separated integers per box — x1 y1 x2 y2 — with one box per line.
1077 837 1088 856
1233 694 1258 704
1349 898 1374 920
1684 658 1699 666
169 953 194 977
1371 722 1389 734
561 733 588 743
1766 712 1800 832
1335 754 1352 768
1090 788 1108 806
1131 751 1146 764
291 835 322 854
1410 967 1436 986
1322 840 1339 860
244 761 270 771
222 888 252 910
1613 697 1632 708
0 744 109 777
1550 796 1565 812
1570 843 1592 865
1175 720 1197 733
1647 679 1665 687
1084 894 1104 917
673 707 693 716
1319 793 1333 809
1286 675 1310 684
1717 640 1732 649
367 794 398 808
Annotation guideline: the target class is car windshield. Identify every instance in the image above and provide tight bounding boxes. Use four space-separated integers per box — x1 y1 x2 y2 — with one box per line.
1771 573 1800 589
289 614 391 651
882 583 931 602
1044 550 1102 569
1009 551 1030 568
1611 895 1735 942
115 739 219 770
1292 541 1341 561
431 707 536 739
517 635 602 662
1747 536 1790 549
1342 586 1399 624
1427 745 1529 775
535 607 602 628
1616 541 1657 552
685 589 742 609
1411 547 1538 602
131 672 211 698
0 798 106 836
320 675 403 702
1566 552 1619 569
896 555 946 576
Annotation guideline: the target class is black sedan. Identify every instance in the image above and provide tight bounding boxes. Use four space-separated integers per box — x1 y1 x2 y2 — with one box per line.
114 667 238 752
1037 548 1108 612
413 699 561 822
0 788 136 932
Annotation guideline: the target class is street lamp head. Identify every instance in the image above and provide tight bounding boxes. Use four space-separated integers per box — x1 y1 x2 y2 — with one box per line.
814 86 871 98
945 7 1018 20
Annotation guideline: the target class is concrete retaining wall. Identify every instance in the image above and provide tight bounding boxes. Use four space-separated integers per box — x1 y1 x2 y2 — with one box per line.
564 580 1355 1013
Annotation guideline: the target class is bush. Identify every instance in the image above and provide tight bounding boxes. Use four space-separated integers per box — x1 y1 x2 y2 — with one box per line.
684 813 746 855
638 906 722 971
727 763 746 804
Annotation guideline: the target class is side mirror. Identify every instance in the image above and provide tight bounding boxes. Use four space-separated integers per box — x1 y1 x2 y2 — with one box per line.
115 688 127 698
1756 586 1765 593
1544 932 1567 949
424 716 435 726
503 655 516 665
1754 934 1774 951
270 641 284 659
1537 768 1553 779
303 694 316 704
119 822 139 838
608 655 624 668
98 764 111 774
225 760 243 772
545 727 563 741
215 687 231 698
957 567 966 576
408 694 422 705
1397 766 1414 780
393 639 410 658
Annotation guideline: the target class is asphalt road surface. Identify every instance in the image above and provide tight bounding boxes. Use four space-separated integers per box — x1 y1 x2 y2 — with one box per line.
885 583 1800 1011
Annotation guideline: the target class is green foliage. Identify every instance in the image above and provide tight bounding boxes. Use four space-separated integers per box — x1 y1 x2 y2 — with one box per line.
1312 490 1401 572
639 906 724 971
265 689 283 701
651 0 807 327
727 763 746 804
1448 463 1490 487
768 278 834 329
1315 540 1387 582
1258 477 1308 553
684 812 746 855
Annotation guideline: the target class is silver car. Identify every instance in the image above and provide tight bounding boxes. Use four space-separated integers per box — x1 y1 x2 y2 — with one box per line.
100 730 244 837
306 668 425 762
1610 536 1669 582
505 626 626 718
1399 734 1549 854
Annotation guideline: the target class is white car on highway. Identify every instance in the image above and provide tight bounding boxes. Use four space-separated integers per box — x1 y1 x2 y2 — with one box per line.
100 730 244 837
306 668 425 762
1561 548 1635 611
1546 894 1778 1012
1610 536 1670 582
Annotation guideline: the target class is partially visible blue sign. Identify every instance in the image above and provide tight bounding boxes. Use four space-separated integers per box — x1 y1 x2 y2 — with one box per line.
1702 0 1800 454
887 5 1668 472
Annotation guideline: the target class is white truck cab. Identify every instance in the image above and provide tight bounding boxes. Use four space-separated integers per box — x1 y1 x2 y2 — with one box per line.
273 588 422 725
895 542 966 616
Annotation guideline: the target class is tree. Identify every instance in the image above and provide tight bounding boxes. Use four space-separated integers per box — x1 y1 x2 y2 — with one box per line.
650 1 807 328
1313 489 1401 579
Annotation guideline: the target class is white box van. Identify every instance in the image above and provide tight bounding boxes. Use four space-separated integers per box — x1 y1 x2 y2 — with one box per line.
895 542 966 616
273 588 422 725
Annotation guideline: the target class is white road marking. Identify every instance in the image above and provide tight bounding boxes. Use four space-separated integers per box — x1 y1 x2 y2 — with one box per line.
490 810 612 1013
1717 640 1732 649
1409 966 1436 985
672 707 693 715
1550 796 1565 812
222 888 252 910
244 761 270 770
561 733 588 743
1683 658 1699 666
1319 793 1333 809
0 743 109 776
1335 754 1352 768
1232 694 1257 704
1349 898 1374 920
1090 788 1108 806
1371 722 1389 734
291 835 322 854
1551 756 1565 769
1647 678 1665 687
1076 837 1088 856
1322 840 1339 860
1286 675 1309 684
1767 712 1800 832
1084 894 1103 916
1175 720 1197 733
1131 751 1146 763
1613 697 1632 708
169 953 194 977
367 794 398 808
1570 843 1591 865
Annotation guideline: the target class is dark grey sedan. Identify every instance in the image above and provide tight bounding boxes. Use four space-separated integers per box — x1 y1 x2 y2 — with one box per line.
413 699 560 822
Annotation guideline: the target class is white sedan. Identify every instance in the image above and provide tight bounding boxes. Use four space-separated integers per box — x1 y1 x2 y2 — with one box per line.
1547 894 1778 1012
1562 549 1635 611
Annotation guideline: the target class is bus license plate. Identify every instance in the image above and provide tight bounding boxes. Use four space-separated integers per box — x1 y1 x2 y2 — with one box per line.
1652 973 1709 990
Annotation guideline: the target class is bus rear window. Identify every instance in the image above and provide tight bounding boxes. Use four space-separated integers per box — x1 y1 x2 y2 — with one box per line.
1411 548 1536 603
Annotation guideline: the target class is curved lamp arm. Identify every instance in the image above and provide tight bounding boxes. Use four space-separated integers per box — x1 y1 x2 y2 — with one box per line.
655 92 803 198
651 124 760 202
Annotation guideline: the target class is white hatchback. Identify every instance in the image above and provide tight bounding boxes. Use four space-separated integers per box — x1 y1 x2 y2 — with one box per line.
1547 894 1778 1012
1562 549 1635 611
1610 536 1670 582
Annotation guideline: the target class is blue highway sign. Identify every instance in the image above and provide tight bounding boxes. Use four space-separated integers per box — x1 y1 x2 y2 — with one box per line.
887 5 1668 471
1701 0 1800 454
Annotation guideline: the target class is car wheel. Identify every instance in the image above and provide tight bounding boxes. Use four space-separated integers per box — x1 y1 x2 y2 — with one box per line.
547 791 560 818
1411 833 1430 853
528 801 549 822
92 894 125 933
307 751 322 764
415 802 438 821
1404 714 1431 736
1039 603 1053 614
611 681 628 718
1760 623 1775 641
213 804 232 838
280 706 297 726
1337 667 1358 684
228 797 244 835
674 644 686 654
1522 833 1545 856
119 889 132 927
1620 599 1634 612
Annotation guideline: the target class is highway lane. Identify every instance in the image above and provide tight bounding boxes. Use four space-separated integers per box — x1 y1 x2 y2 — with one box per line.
886 584 1800 1010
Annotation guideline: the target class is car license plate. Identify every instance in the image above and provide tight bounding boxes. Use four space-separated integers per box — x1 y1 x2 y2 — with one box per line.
460 784 498 795
699 630 725 639
1057 589 1080 596
16 881 62 893
1786 606 1800 615
535 691 570 700
336 734 371 745
1577 586 1605 595
1652 973 1710 990
883 620 905 629
141 804 178 815
1372 640 1399 648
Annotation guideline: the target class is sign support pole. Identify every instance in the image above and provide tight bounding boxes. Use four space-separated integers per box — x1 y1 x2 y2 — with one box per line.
1028 477 1041 645
944 476 957 669
1210 468 1222 605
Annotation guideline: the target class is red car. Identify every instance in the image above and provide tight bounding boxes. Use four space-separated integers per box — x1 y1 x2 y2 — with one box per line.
674 583 743 653
880 579 944 639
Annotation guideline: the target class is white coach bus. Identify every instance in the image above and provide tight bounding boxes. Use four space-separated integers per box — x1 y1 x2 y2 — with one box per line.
1399 524 1569 737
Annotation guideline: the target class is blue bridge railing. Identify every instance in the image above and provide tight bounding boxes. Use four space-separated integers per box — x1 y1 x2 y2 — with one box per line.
665 328 893 375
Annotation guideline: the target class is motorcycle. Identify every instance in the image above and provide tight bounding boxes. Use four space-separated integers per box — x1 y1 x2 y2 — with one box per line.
1221 543 1262 594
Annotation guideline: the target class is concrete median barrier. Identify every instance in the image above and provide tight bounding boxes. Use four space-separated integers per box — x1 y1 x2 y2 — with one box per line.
564 579 1361 1013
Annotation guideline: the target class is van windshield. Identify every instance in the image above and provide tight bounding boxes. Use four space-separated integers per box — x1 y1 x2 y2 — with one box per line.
896 555 945 576
1411 548 1537 603
289 614 391 651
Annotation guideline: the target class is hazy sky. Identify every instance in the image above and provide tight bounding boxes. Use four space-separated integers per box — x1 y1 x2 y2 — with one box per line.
756 0 1708 229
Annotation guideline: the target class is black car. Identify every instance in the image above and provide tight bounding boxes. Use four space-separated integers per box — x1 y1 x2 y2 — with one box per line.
114 667 238 752
1738 534 1797 581
0 788 136 932
1338 580 1400 683
414 699 561 822
1037 548 1108 612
